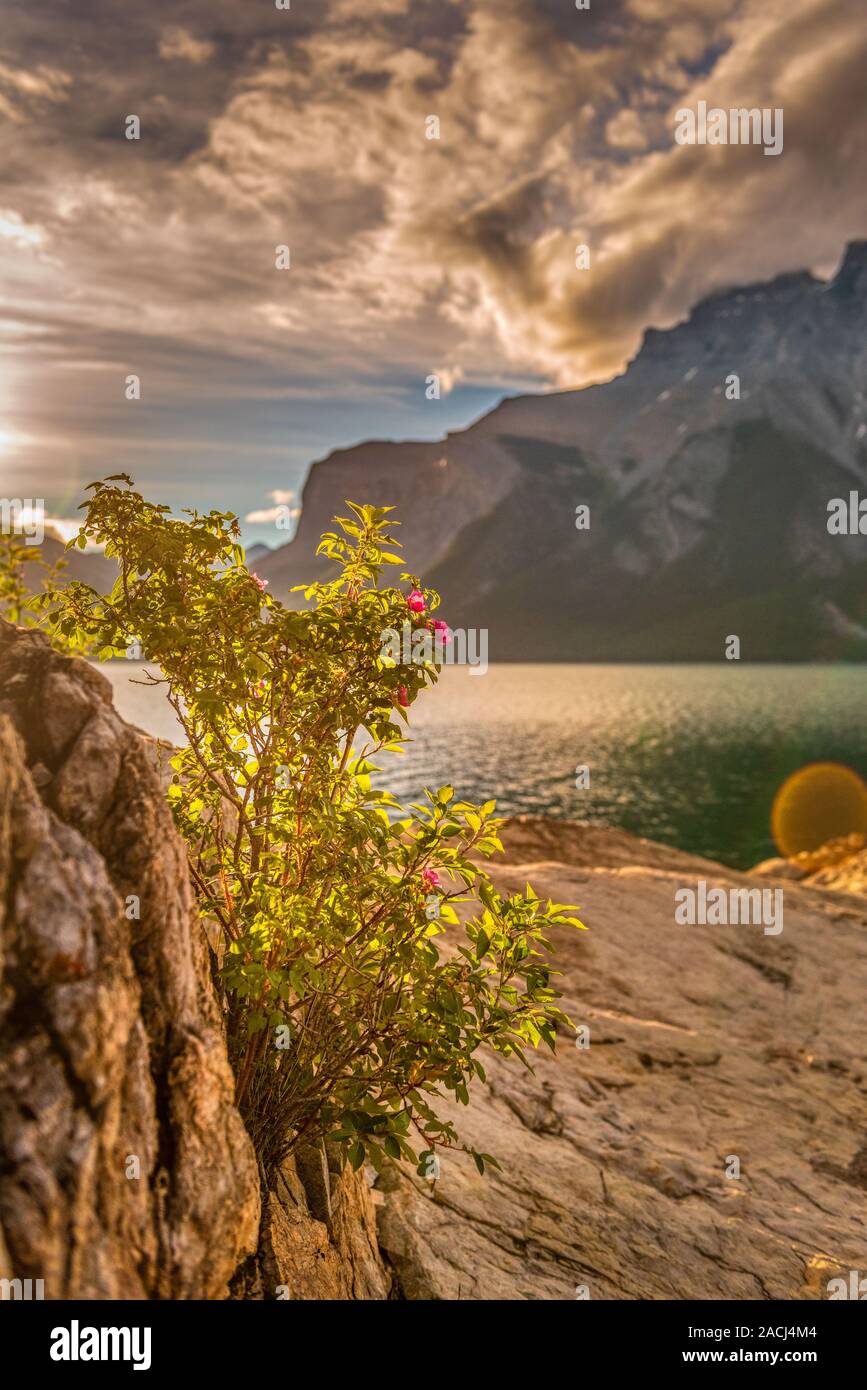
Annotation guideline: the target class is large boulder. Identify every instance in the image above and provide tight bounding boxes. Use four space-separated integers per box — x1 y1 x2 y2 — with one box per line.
0 621 389 1299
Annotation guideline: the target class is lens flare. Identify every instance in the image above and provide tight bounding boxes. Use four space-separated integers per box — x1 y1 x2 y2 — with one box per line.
771 762 867 858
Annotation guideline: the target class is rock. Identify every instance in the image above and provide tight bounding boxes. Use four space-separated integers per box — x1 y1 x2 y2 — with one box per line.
751 856 807 880
0 622 260 1297
376 816 867 1300
752 834 867 895
235 1150 390 1301
0 621 389 1300
805 852 867 895
798 836 867 895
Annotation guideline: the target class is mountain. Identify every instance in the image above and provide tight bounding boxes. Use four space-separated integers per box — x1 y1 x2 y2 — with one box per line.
257 241 867 660
244 542 274 568
37 537 272 595
40 531 118 592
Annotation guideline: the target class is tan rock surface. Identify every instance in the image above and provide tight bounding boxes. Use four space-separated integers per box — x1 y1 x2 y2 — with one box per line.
376 817 867 1300
234 1147 390 1300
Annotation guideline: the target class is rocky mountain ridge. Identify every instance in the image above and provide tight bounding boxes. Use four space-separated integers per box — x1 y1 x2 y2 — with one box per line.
259 240 867 660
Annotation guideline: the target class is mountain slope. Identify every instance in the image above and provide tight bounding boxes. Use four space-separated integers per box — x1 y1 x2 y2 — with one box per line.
258 241 867 660
39 532 118 592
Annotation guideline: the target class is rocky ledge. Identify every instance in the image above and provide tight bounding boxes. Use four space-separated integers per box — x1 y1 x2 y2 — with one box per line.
375 819 867 1298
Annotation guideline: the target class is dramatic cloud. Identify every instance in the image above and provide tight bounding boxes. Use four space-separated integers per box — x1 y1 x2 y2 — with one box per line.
0 0 863 532
158 28 216 66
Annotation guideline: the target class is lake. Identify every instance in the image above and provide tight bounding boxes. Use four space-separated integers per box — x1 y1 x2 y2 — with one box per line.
99 662 867 870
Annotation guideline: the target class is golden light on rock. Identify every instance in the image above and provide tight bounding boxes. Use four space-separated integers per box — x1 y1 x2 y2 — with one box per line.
771 762 867 858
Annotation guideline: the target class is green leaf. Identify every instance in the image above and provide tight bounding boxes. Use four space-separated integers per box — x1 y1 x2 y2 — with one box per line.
479 880 497 912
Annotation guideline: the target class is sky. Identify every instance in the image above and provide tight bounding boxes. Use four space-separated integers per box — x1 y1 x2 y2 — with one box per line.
0 0 865 545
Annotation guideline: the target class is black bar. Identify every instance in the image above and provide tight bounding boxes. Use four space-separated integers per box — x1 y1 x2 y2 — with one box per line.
2 1296 861 1375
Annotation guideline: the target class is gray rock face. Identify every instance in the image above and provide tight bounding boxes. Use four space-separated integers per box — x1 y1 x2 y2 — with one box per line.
0 621 389 1300
375 817 867 1300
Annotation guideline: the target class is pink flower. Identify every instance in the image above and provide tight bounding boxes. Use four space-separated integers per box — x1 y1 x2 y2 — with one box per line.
251 573 269 593
429 619 451 645
252 679 266 699
422 867 441 889
397 686 409 707
407 589 426 614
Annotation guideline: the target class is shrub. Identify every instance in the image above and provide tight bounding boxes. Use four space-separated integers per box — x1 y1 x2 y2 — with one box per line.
0 531 83 653
44 476 584 1176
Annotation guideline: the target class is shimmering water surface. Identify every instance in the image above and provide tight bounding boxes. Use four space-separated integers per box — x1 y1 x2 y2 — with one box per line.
99 663 867 870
